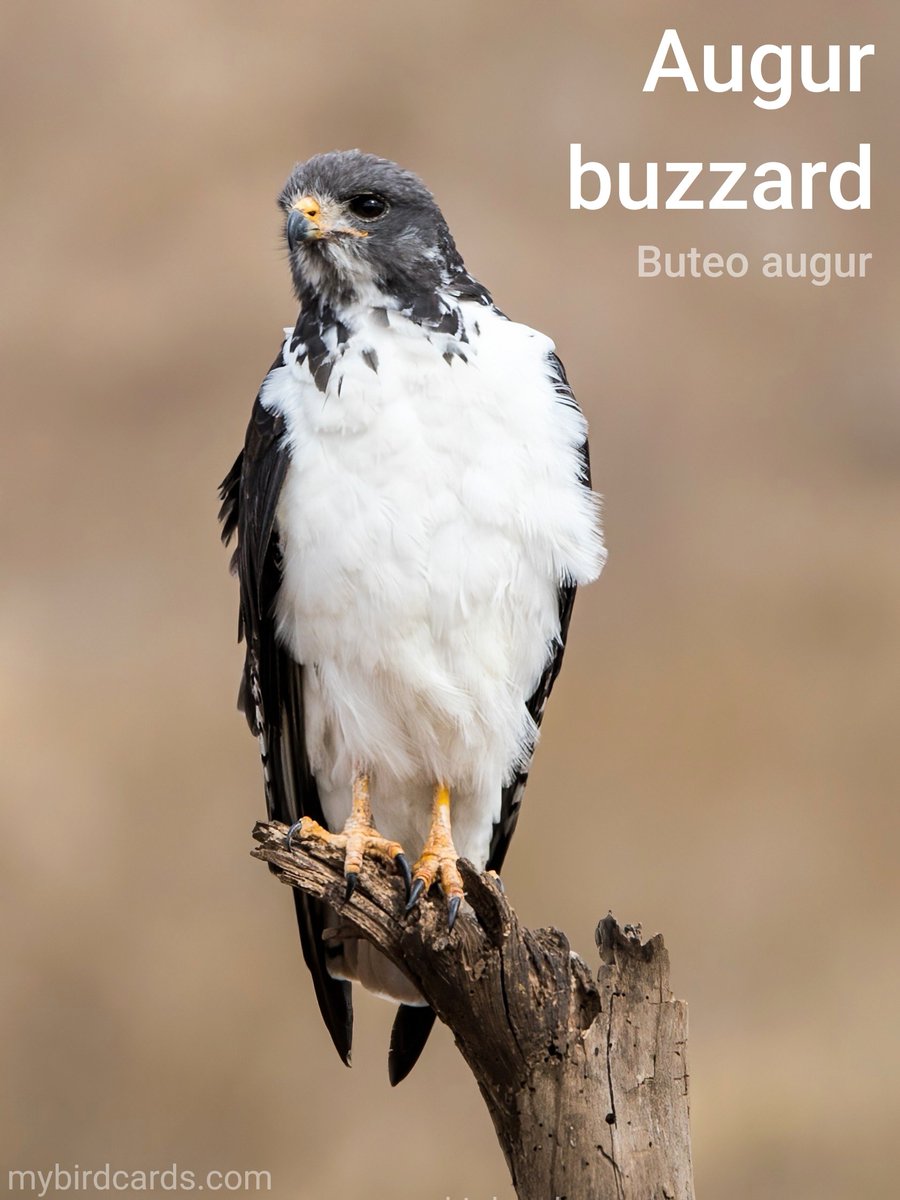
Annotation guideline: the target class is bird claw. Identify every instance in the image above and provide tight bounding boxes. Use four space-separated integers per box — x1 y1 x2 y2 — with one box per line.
285 819 305 851
405 877 426 912
286 812 409 902
405 849 464 928
394 852 412 898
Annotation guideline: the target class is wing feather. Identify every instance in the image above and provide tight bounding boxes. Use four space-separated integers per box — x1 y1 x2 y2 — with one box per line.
488 353 592 873
219 360 353 1064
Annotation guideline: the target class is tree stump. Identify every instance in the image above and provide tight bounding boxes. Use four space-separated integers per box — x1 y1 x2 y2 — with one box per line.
252 821 694 1200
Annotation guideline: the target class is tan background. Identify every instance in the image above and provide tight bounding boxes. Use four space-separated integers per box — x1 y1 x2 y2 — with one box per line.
2 2 898 1197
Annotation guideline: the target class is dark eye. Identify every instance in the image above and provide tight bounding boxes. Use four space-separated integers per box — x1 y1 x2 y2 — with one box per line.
347 193 388 220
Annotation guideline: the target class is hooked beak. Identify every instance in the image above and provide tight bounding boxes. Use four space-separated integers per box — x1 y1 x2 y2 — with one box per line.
286 209 318 251
286 195 324 251
286 193 371 252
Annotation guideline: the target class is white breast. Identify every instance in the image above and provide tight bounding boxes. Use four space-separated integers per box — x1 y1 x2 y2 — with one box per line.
261 300 604 866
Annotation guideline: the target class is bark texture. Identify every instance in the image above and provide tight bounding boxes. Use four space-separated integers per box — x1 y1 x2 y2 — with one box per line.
252 821 694 1200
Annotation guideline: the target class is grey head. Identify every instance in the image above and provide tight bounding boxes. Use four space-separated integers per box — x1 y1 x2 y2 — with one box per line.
278 151 472 312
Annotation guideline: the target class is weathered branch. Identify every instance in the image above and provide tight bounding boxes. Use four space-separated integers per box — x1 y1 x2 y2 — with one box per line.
252 821 694 1200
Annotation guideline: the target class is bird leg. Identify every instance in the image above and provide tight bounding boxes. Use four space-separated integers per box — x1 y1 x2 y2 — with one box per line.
406 784 465 930
286 771 411 901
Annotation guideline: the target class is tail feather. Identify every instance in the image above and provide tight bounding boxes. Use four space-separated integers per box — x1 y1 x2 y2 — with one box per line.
388 1004 437 1085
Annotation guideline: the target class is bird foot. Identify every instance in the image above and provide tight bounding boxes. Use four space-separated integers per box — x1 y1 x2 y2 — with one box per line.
406 841 465 930
286 816 411 901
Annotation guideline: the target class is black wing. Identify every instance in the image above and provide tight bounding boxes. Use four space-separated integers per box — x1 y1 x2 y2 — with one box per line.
487 353 591 874
219 361 353 1065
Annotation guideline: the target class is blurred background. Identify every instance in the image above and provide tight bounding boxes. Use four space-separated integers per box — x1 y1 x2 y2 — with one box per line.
1 2 897 1197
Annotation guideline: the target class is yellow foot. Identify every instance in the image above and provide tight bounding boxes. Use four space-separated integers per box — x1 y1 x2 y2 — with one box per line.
285 774 411 901
406 784 465 930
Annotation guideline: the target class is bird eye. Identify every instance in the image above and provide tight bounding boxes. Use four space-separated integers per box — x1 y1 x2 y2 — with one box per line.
347 193 388 220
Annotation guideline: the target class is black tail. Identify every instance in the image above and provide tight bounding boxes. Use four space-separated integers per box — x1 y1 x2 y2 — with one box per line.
388 1004 437 1085
290 890 353 1065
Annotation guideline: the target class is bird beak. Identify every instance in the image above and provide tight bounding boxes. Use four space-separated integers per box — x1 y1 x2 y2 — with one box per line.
287 195 325 250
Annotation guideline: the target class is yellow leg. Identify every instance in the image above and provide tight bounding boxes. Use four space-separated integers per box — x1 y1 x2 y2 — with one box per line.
406 784 465 929
285 771 411 900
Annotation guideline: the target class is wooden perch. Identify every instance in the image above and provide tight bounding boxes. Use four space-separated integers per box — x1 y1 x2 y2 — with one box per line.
252 821 695 1200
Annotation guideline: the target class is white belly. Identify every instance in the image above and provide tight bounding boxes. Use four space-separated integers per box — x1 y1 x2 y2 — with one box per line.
264 301 603 866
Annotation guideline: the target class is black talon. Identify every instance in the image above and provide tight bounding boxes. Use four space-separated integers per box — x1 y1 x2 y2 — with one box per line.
285 820 304 851
394 853 412 898
447 895 461 931
405 877 425 912
344 872 359 902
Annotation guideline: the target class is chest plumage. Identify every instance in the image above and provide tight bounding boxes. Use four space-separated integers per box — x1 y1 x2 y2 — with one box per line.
258 299 601 863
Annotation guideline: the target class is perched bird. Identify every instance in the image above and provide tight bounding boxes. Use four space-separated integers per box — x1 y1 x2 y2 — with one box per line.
219 150 605 1083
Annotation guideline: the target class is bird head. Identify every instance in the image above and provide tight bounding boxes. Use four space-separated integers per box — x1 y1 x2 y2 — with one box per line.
278 150 461 309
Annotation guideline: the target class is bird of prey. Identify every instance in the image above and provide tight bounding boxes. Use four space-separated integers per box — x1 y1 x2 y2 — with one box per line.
219 150 604 1083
